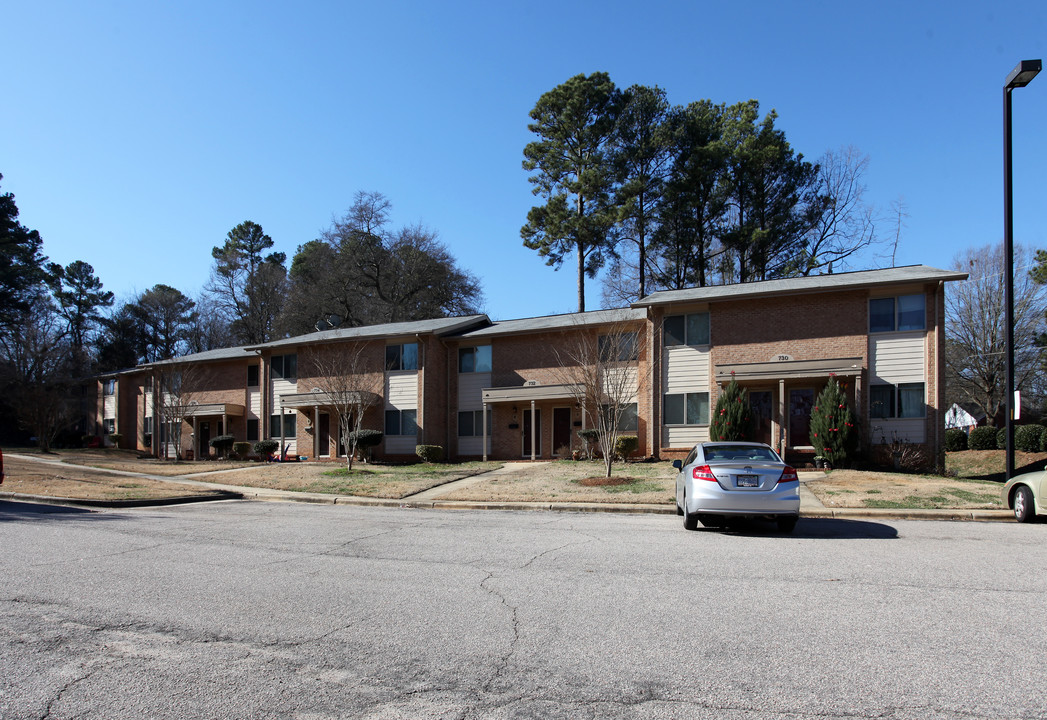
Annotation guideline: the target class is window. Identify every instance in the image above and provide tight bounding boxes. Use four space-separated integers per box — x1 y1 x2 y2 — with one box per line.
870 295 925 333
664 313 710 347
386 343 419 371
664 392 709 425
271 354 297 379
599 332 639 362
143 417 153 434
247 364 259 387
103 379 115 396
269 413 296 437
144 376 154 391
459 346 492 373
458 410 493 437
385 409 418 436
103 418 115 434
870 383 925 419
602 403 638 431
247 418 259 442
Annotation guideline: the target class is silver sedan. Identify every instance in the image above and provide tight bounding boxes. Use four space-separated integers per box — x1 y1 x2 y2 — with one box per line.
673 441 800 533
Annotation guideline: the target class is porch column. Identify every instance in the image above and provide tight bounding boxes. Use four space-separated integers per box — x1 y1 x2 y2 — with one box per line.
314 404 320 459
193 416 199 461
482 402 488 462
222 411 228 439
778 378 787 454
530 399 536 461
279 399 285 459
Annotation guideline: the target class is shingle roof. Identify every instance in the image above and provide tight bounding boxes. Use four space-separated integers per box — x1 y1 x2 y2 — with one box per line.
455 308 648 339
631 265 967 308
143 345 259 368
255 314 491 350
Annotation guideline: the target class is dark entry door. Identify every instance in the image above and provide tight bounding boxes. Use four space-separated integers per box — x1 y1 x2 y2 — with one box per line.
553 408 572 455
523 409 541 457
749 391 773 446
319 413 330 456
199 422 211 457
789 389 814 446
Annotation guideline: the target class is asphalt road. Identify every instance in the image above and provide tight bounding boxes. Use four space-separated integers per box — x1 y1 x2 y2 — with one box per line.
0 499 1042 719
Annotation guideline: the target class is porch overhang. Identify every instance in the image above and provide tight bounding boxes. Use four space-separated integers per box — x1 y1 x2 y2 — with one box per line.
482 384 582 404
714 357 863 383
175 402 245 418
279 390 382 409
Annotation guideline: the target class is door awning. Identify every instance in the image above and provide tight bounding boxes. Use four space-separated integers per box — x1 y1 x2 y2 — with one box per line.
280 390 382 409
176 402 245 418
482 383 582 404
714 357 863 382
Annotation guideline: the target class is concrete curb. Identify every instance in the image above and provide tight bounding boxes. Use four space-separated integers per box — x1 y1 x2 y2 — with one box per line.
1 490 1013 522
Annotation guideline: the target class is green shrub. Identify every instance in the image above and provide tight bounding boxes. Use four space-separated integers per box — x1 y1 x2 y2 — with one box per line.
1016 424 1045 453
209 434 235 457
808 377 858 465
944 428 968 452
232 441 252 459
1041 428 1047 452
711 378 754 441
347 429 383 450
415 444 444 463
107 433 123 446
969 426 998 451
613 435 638 460
253 439 279 459
997 427 1006 450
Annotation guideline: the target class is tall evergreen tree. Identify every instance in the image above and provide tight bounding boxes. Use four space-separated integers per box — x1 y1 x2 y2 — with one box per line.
0 174 47 331
522 72 621 312
132 285 197 362
47 260 114 372
207 220 287 345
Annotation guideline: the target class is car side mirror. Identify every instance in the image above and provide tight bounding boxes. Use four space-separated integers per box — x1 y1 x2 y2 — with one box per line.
672 459 682 470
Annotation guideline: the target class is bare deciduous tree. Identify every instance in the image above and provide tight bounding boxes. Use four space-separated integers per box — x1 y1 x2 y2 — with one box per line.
553 314 647 477
153 361 213 461
303 342 384 470
945 243 1047 425
801 146 878 274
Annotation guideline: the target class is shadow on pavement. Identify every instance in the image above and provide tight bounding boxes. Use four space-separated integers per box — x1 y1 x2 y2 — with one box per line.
706 516 899 540
0 499 122 523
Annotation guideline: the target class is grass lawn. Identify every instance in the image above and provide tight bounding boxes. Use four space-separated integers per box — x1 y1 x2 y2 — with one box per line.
946 450 1047 482
806 468 1003 510
203 460 503 499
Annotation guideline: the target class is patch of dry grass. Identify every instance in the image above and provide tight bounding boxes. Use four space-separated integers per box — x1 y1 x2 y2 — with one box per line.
1 454 227 501
807 468 1002 509
946 450 1047 482
437 460 676 504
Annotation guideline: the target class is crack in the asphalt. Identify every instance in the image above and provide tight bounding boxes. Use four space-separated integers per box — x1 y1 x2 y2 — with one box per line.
477 571 519 695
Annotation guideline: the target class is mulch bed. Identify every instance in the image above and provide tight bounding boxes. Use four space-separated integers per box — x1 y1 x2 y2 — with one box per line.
576 477 634 487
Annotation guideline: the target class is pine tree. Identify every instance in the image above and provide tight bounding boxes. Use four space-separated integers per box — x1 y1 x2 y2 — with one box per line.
809 376 857 465
710 377 754 441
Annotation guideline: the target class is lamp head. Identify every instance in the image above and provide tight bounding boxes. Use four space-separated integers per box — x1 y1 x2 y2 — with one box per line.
1006 59 1041 89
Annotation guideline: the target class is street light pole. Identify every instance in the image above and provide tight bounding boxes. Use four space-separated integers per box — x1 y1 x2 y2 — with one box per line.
1003 59 1041 481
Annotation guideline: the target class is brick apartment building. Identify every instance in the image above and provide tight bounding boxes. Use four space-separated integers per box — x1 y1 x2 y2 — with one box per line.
87 265 965 465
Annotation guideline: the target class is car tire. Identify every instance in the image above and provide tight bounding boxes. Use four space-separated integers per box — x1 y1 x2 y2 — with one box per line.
682 493 699 531
676 498 684 516
1014 486 1036 523
776 516 798 534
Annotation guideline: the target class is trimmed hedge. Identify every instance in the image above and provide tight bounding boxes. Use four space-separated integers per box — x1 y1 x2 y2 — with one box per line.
944 428 968 452
107 433 123 446
969 426 998 451
347 429 383 450
613 435 639 460
1016 424 1045 453
209 434 235 457
416 444 444 463
232 441 252 459
253 439 279 458
997 427 1006 450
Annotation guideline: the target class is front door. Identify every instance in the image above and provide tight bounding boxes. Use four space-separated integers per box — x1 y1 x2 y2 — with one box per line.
553 407 572 456
523 408 541 457
789 389 815 447
749 391 773 446
199 422 211 458
319 413 331 457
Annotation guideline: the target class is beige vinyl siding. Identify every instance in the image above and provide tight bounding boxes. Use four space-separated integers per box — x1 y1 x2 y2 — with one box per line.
385 371 418 454
869 331 926 443
458 372 491 456
248 388 261 418
604 365 639 402
271 378 298 452
870 332 924 383
103 395 116 424
663 345 711 447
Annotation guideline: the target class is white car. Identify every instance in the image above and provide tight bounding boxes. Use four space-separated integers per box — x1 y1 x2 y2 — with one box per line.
673 441 800 533
1003 468 1047 523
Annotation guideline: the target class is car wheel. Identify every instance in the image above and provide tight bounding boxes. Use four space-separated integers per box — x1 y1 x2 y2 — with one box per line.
776 516 798 534
676 497 684 516
682 492 699 531
1014 486 1036 523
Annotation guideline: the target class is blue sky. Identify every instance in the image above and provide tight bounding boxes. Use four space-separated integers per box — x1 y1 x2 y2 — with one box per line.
2 1 1045 322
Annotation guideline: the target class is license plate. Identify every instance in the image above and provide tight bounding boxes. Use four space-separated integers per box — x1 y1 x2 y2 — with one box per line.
737 474 759 487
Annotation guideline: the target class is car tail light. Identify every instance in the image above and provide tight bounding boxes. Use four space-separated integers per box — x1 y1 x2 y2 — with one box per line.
692 464 717 482
777 466 798 483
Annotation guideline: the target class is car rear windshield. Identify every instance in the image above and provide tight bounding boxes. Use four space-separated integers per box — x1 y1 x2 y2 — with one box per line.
704 446 779 462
